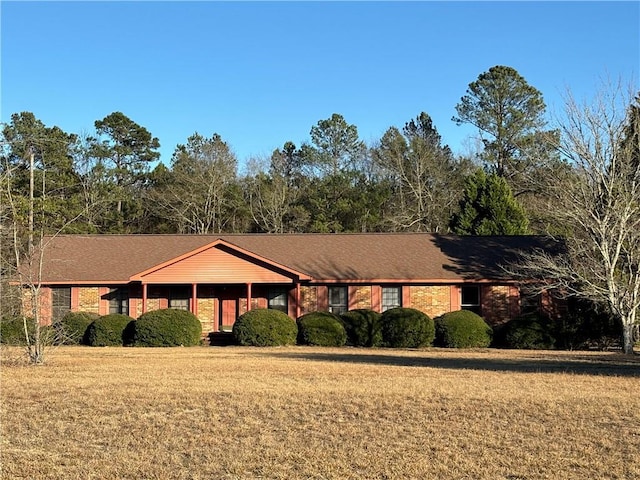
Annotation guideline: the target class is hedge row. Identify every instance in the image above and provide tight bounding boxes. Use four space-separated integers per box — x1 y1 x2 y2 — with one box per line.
0 309 203 347
3 300 621 351
231 307 435 348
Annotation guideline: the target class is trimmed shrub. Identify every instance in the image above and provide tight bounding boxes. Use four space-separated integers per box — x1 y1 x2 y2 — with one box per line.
297 311 346 347
435 310 492 348
1 316 32 345
233 308 297 347
500 313 556 350
85 314 134 346
134 309 202 347
55 311 99 345
554 298 621 350
1 317 56 345
339 309 383 347
381 307 434 348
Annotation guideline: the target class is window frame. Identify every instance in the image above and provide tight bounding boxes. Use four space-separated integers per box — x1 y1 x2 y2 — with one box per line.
328 286 348 315
268 287 289 313
169 287 190 311
108 287 129 316
381 286 402 312
461 285 481 315
51 286 71 323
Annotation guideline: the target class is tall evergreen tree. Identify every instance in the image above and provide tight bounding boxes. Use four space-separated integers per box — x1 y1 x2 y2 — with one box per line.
1 112 84 237
450 169 529 235
88 112 160 232
453 66 557 194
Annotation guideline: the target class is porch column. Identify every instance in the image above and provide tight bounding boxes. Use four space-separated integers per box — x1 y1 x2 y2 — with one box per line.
142 283 148 314
191 283 198 317
295 282 301 318
246 282 252 312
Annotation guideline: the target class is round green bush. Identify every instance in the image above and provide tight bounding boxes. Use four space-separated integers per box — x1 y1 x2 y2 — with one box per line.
339 309 383 347
85 314 134 346
55 311 99 345
297 311 347 347
501 314 556 350
381 307 434 348
134 309 202 347
232 308 297 347
434 310 492 348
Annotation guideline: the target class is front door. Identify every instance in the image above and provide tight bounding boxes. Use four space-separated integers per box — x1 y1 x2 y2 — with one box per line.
219 298 237 331
217 286 241 332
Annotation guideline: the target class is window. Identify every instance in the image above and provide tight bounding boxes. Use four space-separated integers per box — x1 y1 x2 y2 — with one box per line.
169 287 190 311
328 286 348 315
520 292 540 315
461 286 481 315
381 286 402 312
52 287 71 323
268 287 288 313
108 288 129 315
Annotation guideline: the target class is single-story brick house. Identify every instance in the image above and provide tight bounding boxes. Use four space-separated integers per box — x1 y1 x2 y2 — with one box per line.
21 233 561 334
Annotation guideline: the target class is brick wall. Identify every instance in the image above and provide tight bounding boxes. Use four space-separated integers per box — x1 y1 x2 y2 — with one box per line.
481 285 520 326
349 286 372 310
22 287 52 325
197 297 215 333
300 286 317 315
409 286 451 318
146 298 161 312
77 287 100 314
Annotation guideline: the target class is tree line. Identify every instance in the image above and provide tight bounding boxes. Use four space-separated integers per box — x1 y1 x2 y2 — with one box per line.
1 66 558 240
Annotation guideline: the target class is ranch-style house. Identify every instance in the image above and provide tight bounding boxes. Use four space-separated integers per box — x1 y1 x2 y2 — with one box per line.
21 233 561 334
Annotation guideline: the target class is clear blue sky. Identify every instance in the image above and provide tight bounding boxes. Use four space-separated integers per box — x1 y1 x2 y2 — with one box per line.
2 1 638 170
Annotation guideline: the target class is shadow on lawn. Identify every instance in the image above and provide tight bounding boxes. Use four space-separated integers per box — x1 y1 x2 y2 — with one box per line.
270 350 640 377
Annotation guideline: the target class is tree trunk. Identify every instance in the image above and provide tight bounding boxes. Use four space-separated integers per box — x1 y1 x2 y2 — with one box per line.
622 321 635 355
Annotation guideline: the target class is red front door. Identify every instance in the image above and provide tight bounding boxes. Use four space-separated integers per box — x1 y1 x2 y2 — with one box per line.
217 286 242 331
220 298 237 331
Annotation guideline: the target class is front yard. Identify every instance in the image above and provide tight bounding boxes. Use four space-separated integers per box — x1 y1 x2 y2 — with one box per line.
1 346 638 479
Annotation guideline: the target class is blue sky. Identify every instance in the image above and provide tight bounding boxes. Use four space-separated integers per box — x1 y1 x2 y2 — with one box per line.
2 1 638 170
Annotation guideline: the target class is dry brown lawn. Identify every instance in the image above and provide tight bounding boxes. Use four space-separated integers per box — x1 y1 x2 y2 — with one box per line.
1 346 639 480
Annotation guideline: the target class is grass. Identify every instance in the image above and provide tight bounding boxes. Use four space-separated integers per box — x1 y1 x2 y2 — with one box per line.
1 346 639 479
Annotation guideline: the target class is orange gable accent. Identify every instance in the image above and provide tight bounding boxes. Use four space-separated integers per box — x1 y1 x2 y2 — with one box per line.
130 242 299 284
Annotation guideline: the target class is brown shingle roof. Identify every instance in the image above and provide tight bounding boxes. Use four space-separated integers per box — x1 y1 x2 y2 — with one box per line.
32 233 560 284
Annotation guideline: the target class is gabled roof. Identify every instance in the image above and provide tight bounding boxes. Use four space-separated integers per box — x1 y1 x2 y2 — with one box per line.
129 239 312 281
30 233 560 284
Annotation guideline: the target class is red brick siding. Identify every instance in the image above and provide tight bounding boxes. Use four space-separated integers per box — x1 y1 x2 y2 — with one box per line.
481 285 520 326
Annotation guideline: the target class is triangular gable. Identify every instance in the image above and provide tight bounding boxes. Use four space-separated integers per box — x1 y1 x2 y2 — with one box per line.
129 239 312 284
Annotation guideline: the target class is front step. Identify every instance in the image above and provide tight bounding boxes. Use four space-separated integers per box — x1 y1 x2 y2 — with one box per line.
207 332 235 347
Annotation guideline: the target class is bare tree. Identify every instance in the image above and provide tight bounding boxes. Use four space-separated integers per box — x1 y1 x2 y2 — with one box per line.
148 133 238 234
515 81 639 354
373 113 468 232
